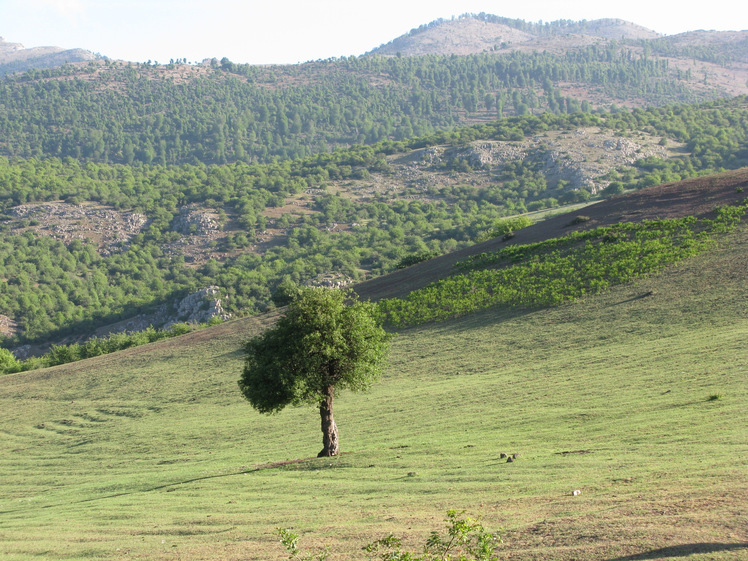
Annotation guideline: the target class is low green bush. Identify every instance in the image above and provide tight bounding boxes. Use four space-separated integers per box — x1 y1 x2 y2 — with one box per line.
379 204 746 327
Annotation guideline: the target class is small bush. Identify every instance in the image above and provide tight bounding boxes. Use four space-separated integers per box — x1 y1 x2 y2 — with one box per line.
364 510 500 561
567 215 591 226
276 510 500 561
476 216 533 242
0 348 21 374
167 323 194 336
396 251 440 270
602 181 625 197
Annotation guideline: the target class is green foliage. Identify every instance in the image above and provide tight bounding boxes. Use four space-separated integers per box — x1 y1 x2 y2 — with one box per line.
239 287 391 412
2 97 748 343
378 205 747 327
275 511 499 561
602 181 625 197
277 528 330 561
272 278 304 307
0 215 746 559
396 251 440 270
475 216 533 242
364 510 499 561
1 323 202 374
0 44 714 166
0 347 20 374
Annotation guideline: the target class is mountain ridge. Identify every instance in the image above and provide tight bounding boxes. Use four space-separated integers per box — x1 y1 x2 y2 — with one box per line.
0 37 98 77
366 15 663 57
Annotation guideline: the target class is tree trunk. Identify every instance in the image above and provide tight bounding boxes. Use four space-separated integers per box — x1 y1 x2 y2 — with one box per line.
318 385 339 457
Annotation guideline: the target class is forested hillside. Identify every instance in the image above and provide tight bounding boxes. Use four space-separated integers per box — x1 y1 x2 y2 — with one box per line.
1 13 747 352
2 15 747 560
1 95 748 351
0 42 738 166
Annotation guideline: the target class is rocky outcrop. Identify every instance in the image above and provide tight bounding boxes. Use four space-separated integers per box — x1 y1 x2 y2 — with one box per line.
0 315 17 338
10 286 231 358
0 37 98 77
4 202 148 255
444 129 672 193
88 287 231 341
167 286 231 326
171 206 221 235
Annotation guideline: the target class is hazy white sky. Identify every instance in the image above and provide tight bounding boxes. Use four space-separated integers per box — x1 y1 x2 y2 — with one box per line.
1 0 746 65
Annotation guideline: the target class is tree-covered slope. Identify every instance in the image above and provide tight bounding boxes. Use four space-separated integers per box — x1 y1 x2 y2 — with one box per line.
1 97 748 349
0 39 741 166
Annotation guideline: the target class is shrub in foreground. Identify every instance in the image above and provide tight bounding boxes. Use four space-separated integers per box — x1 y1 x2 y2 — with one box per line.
277 510 500 561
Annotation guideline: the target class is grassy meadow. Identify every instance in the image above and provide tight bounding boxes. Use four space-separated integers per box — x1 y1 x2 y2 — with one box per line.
1 224 747 560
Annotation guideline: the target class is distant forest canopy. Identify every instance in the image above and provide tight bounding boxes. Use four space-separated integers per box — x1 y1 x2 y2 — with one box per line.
1 96 747 346
0 41 726 166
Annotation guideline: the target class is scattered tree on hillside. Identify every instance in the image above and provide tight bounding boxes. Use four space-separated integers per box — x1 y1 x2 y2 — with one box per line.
238 287 391 457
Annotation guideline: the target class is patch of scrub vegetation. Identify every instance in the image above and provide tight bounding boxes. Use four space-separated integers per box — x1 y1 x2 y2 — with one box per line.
378 203 747 327
0 322 209 374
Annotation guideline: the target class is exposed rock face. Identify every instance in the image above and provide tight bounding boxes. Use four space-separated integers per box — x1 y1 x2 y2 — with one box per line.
366 15 660 58
167 286 231 326
4 202 148 255
0 315 17 338
369 18 536 57
308 273 353 289
87 287 231 343
171 206 221 235
9 286 230 358
443 128 672 193
0 37 98 77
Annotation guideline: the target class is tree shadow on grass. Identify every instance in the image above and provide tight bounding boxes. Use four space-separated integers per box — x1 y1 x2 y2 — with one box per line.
606 542 748 560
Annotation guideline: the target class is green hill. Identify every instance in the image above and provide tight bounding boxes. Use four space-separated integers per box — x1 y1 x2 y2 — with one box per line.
3 98 748 350
1 186 746 559
1 35 745 167
2 21 747 559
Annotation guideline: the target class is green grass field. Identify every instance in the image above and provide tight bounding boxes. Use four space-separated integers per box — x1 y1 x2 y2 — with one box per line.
1 224 746 561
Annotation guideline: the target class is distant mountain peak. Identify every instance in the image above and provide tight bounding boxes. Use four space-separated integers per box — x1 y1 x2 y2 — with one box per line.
0 37 98 77
366 13 661 57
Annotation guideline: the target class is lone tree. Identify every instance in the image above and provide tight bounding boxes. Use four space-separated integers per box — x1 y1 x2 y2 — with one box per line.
238 287 391 457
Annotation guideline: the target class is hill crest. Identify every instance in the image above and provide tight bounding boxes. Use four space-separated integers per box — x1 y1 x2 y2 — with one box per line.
0 37 97 77
366 14 661 57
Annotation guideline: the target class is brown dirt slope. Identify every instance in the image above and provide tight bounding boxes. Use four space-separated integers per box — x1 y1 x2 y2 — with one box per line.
353 167 748 302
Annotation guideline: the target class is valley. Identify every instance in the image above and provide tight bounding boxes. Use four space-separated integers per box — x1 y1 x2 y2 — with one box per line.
0 11 747 561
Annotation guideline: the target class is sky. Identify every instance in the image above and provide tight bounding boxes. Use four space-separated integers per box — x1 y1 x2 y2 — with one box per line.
1 0 747 65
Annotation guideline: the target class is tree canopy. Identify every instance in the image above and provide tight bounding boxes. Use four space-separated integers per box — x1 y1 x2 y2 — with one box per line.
238 287 391 456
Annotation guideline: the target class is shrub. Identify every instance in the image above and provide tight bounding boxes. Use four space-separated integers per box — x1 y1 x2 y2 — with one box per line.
602 181 625 197
364 510 500 561
379 204 746 327
396 251 440 269
476 216 533 242
0 348 21 374
276 510 500 561
567 215 591 226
